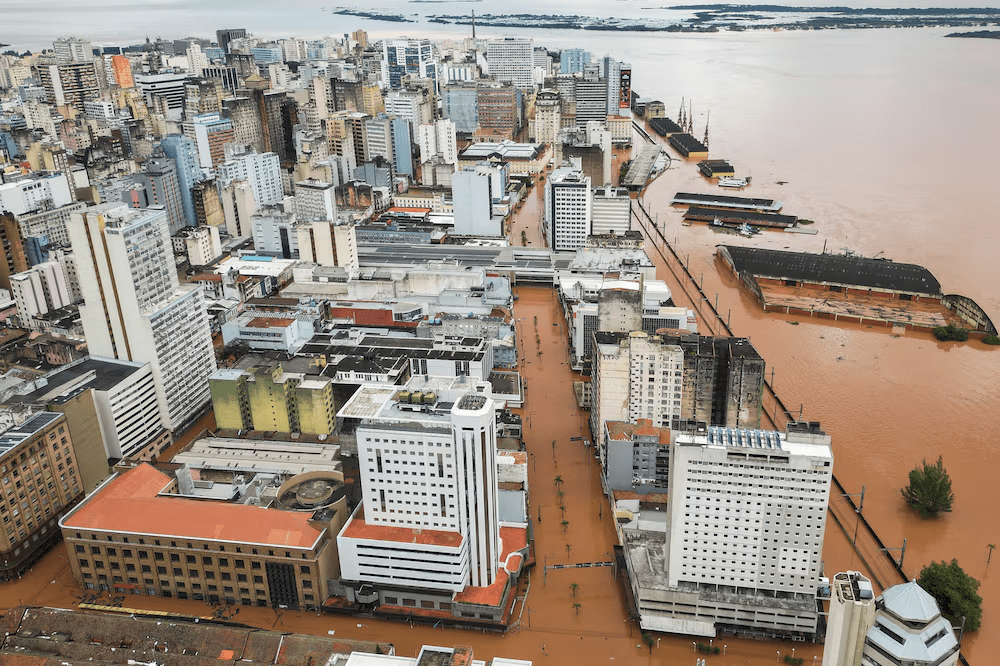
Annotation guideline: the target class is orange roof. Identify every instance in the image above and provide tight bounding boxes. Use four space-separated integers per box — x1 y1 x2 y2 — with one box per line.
247 317 294 328
340 505 463 548
453 567 509 606
64 464 323 549
500 525 528 555
504 553 522 573
387 206 431 213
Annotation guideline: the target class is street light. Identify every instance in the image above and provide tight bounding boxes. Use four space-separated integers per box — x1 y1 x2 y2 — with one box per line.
692 642 697 652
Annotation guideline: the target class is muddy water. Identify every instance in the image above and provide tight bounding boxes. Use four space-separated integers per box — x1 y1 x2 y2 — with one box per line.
635 156 1000 657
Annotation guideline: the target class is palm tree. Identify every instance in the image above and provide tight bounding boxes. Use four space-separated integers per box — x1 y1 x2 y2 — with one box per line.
573 602 581 615
565 543 572 558
989 543 996 565
554 475 563 487
561 520 570 533
570 582 579 597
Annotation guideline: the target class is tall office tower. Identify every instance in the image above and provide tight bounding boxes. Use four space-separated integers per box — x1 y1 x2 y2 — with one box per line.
385 87 435 129
134 71 190 117
34 62 101 113
560 48 590 74
293 179 337 221
485 37 533 91
215 28 248 55
418 119 458 166
130 151 187 234
186 43 208 76
531 89 561 144
45 246 83 303
185 80 223 117
10 262 72 330
217 149 283 207
159 134 204 228
251 202 298 258
591 186 631 235
0 411 84 581
575 70 609 128
362 115 399 173
0 213 29 292
452 167 495 237
823 571 876 666
441 83 479 134
381 38 435 89
389 116 413 177
338 387 502 595
544 168 592 252
185 112 235 169
660 421 833 637
109 54 134 88
52 37 93 63
220 180 257 238
329 77 364 113
68 204 216 431
202 65 241 92
475 83 519 139
597 57 630 114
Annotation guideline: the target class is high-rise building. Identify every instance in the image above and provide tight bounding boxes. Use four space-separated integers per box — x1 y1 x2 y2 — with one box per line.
217 149 283 207
52 37 93 63
215 28 248 54
33 62 100 113
575 70 609 128
0 172 73 217
220 180 258 238
560 48 590 74
0 411 85 581
859 581 960 666
476 84 519 140
381 38 435 89
69 204 216 431
441 83 479 134
185 112 235 169
0 212 29 293
544 168 591 252
485 37 533 91
159 134 204 229
134 71 190 116
192 180 225 228
338 385 505 599
532 89 561 145
251 202 298 258
823 571 876 666
293 179 337 222
452 166 495 237
10 261 72 330
129 151 187 234
109 55 134 88
418 119 458 166
591 185 631 235
384 87 435 129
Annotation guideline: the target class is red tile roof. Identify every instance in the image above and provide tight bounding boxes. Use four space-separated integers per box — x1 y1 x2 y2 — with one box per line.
63 464 323 549
340 505 464 548
500 525 528 554
453 568 509 606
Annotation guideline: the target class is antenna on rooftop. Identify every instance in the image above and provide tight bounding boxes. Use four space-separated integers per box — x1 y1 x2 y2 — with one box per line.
472 10 476 40
703 110 710 148
688 99 693 133
678 97 685 127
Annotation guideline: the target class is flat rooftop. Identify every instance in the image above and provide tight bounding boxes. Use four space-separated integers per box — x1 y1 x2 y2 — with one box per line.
0 411 61 457
173 437 342 475
340 504 464 548
62 463 324 549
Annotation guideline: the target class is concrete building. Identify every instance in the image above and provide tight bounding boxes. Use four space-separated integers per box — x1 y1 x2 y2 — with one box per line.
69 204 216 431
418 119 458 166
60 461 346 610
486 38 533 90
452 166 496 237
476 84 520 141
34 61 100 113
135 71 190 117
441 83 479 134
591 186 631 236
179 225 222 266
209 357 336 436
0 172 73 217
251 201 298 258
336 381 528 620
381 39 435 89
220 180 258 238
575 72 608 129
293 179 337 221
159 133 204 229
217 149 283 207
560 48 590 74
0 212 29 293
16 202 85 256
296 219 359 271
221 311 315 354
824 571 876 666
129 151 187 235
604 418 671 493
185 112 235 169
0 411 85 580
532 89 561 145
10 261 72 330
544 168 591 252
621 421 833 638
52 37 93 63
385 87 435 129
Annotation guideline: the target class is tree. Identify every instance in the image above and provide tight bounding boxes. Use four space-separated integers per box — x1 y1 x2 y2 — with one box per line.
989 544 996 565
901 455 954 518
918 559 982 632
573 602 581 615
641 632 654 653
570 582 579 597
561 520 569 533
554 475 563 487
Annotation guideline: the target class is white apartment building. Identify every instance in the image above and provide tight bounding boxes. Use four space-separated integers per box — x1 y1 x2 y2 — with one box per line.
69 203 216 431
650 422 833 637
418 119 458 166
83 99 116 121
544 168 591 251
52 37 93 63
485 38 534 90
220 180 258 238
217 149 283 206
385 88 434 128
592 186 631 236
0 172 73 217
182 225 222 266
186 43 208 76
293 179 337 221
10 261 72 330
824 571 876 666
451 167 495 237
532 89 560 145
251 201 298 258
338 384 502 595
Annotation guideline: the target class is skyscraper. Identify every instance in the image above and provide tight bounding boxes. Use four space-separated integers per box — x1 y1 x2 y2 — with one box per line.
485 38 533 91
380 38 435 89
159 134 204 229
68 204 216 431
217 149 283 207
544 168 592 251
130 150 187 234
215 28 248 55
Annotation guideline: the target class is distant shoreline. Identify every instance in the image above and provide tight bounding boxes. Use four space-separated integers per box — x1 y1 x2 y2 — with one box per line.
333 6 1000 32
945 29 1000 38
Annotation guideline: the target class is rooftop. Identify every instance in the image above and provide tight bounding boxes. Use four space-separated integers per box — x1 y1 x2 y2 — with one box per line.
340 504 464 548
0 412 61 457
62 463 325 549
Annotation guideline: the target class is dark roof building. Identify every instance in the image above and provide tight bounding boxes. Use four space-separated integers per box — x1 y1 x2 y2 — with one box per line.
648 117 683 136
718 246 942 296
667 133 708 157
